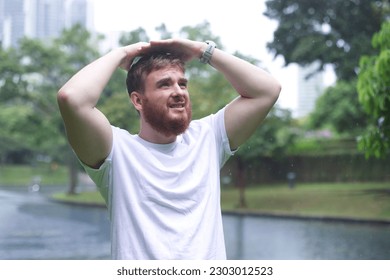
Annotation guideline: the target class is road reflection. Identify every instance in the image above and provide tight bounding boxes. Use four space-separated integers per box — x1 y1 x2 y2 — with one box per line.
1 187 390 260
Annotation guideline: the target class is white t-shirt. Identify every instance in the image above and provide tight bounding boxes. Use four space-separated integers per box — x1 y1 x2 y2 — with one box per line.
81 107 234 259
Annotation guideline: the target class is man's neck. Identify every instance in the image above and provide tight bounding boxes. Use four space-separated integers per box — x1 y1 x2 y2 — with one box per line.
138 128 177 144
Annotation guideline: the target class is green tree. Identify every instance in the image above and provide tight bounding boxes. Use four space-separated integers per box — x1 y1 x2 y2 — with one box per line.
0 45 29 162
4 25 103 193
0 39 64 164
155 23 173 39
0 104 38 162
119 27 150 46
234 107 296 207
357 21 390 158
0 46 28 103
264 0 389 80
308 80 368 136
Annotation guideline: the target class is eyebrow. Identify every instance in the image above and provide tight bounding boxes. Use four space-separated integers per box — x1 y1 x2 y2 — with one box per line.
179 78 189 85
156 77 188 87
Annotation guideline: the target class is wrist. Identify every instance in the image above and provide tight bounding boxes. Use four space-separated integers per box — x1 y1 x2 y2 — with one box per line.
199 40 216 64
115 47 135 70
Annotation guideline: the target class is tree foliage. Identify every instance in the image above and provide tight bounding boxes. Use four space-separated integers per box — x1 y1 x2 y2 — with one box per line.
264 0 389 80
237 107 296 159
0 46 28 103
14 25 101 159
308 80 368 136
0 45 29 161
119 27 150 46
357 21 390 158
0 25 102 192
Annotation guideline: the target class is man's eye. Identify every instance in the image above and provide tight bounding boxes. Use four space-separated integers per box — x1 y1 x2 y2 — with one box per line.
159 83 170 88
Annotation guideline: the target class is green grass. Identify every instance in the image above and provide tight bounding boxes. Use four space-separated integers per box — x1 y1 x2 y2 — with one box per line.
2 165 389 221
52 191 105 206
222 182 390 221
0 164 68 186
51 182 390 222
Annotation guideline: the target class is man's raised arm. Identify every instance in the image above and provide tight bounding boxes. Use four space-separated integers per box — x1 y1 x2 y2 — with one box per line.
57 42 150 168
210 47 281 150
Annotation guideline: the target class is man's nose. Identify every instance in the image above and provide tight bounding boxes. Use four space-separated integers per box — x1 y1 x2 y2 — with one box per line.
172 83 186 96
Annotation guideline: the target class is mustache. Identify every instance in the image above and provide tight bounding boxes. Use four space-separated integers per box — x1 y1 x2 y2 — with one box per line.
169 95 189 106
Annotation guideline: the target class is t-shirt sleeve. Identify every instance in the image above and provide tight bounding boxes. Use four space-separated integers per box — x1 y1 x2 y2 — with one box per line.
78 128 115 206
203 107 236 166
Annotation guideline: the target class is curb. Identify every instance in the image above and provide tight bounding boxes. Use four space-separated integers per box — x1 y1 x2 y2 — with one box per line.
222 209 390 225
49 197 106 208
51 196 390 225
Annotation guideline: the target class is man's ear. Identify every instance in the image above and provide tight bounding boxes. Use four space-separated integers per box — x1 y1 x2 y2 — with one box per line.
130 91 143 111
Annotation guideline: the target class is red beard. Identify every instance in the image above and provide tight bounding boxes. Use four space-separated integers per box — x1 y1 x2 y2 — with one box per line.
141 96 192 137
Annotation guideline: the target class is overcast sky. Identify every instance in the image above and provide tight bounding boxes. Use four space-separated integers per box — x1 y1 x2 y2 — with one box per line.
90 0 315 111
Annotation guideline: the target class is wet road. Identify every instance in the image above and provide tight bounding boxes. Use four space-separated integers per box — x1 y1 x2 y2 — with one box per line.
0 187 110 259
1 186 390 260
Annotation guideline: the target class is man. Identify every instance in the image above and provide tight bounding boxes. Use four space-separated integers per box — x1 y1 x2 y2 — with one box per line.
57 38 281 259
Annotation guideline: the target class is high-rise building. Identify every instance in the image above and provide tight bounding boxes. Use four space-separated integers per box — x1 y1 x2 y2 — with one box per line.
66 0 88 28
0 0 90 48
296 62 325 118
35 0 65 39
0 0 25 48
0 0 3 41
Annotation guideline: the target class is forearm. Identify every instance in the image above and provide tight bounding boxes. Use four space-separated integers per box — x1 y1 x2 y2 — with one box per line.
204 44 281 149
209 48 281 100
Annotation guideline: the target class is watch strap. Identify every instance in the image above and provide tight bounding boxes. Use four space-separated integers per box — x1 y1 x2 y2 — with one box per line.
200 40 216 64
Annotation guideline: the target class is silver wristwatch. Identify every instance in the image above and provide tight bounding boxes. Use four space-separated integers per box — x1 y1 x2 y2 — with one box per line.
199 40 216 64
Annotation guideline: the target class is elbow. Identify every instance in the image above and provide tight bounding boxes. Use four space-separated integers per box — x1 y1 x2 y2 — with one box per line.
57 85 79 107
267 80 281 105
57 87 72 109
57 88 68 105
273 81 282 102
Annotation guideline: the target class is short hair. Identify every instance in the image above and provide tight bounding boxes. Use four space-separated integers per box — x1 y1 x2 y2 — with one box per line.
126 52 186 94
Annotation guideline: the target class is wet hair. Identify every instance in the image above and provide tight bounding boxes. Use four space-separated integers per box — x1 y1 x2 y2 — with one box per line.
126 52 186 95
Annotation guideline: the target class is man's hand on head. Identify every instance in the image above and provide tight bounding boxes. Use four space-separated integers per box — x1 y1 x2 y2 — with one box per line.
149 39 205 62
119 42 151 70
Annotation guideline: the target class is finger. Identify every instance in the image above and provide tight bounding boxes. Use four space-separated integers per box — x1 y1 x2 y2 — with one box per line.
149 39 173 45
137 42 152 54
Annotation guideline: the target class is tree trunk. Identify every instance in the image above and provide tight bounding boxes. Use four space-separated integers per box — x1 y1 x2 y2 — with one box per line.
67 150 79 195
236 157 247 208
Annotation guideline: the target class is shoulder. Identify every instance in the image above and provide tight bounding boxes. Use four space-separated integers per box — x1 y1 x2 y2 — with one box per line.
192 107 226 129
111 126 137 141
110 126 143 153
183 107 227 145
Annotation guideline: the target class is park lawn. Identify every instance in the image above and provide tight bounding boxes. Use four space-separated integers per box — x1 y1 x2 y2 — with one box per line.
52 191 105 207
4 165 389 221
52 182 390 222
221 182 390 221
0 164 68 186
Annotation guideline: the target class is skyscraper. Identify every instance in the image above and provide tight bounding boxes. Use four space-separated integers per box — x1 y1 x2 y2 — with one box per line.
0 0 90 48
35 0 65 40
0 0 5 46
0 0 25 48
66 0 88 28
296 62 325 118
